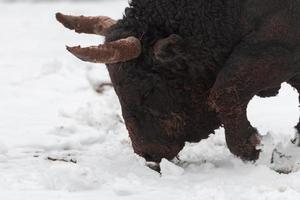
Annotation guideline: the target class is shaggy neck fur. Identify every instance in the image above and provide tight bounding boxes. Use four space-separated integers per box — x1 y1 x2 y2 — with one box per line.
105 0 244 162
112 0 243 84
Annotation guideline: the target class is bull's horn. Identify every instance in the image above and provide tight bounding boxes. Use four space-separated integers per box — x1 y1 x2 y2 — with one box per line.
56 12 116 36
66 36 141 64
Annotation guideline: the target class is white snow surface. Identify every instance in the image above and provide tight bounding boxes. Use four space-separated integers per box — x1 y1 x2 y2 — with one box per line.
1 1 300 199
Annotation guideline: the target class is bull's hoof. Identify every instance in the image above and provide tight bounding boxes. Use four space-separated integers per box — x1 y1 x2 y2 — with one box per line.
153 34 183 62
238 147 261 161
228 134 261 161
227 141 261 161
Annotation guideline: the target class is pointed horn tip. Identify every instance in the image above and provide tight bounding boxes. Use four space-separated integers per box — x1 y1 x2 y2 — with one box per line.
66 45 81 52
55 12 64 22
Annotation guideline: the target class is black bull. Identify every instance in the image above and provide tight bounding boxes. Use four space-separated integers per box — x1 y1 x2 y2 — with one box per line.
57 0 300 167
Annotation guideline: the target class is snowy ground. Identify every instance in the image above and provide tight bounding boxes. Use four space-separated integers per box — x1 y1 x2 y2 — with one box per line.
1 1 300 199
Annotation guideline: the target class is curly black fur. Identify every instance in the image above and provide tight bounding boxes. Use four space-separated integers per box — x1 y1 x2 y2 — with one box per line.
105 0 300 162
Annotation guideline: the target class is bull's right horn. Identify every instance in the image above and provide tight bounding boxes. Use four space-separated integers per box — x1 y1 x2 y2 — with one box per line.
66 36 142 64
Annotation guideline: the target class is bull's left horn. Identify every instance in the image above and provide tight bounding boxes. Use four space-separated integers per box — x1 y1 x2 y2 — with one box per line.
56 12 116 36
66 36 141 64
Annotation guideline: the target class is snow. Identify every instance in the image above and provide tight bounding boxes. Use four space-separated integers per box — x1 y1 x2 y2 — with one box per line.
0 1 300 199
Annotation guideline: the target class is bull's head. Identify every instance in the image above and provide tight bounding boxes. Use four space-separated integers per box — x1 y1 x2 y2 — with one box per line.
56 13 221 166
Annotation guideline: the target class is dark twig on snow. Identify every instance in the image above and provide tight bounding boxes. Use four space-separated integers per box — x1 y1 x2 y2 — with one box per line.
47 157 77 164
94 82 113 93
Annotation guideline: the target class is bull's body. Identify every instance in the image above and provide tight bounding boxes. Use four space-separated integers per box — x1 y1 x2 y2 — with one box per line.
57 0 300 165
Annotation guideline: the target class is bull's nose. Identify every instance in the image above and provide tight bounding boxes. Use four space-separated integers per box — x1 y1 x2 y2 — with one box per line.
146 161 161 173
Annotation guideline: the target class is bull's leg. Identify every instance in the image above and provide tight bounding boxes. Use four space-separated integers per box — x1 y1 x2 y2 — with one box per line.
288 77 300 146
209 42 294 161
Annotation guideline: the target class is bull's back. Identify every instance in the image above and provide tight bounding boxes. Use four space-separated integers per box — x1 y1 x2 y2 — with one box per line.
241 0 300 46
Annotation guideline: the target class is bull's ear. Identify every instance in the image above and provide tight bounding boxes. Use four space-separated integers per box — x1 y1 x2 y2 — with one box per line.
153 34 184 63
66 36 141 64
56 12 116 36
